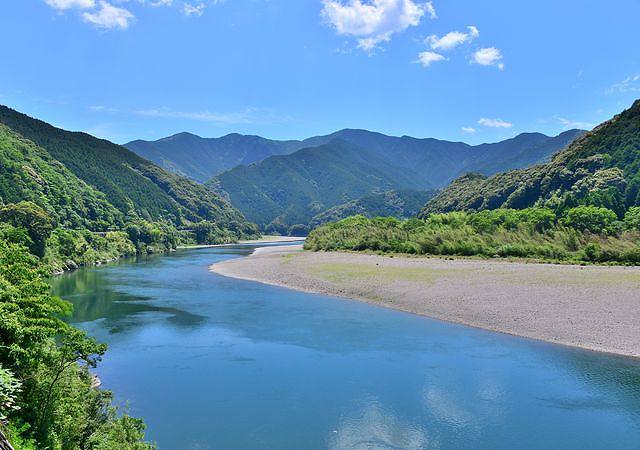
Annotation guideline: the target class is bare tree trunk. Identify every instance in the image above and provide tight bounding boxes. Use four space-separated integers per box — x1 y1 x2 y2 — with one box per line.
0 427 15 450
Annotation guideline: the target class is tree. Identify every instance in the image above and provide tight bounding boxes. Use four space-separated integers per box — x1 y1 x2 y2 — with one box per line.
624 207 640 230
0 202 53 257
563 206 618 234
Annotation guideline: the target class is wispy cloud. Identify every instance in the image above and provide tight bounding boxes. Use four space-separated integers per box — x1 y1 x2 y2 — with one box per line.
472 47 504 70
133 106 289 125
461 126 476 134
82 1 134 29
45 0 95 10
607 74 640 94
426 26 478 51
182 2 206 17
321 0 431 52
556 116 594 130
43 0 217 29
415 51 445 67
478 117 512 128
89 105 119 113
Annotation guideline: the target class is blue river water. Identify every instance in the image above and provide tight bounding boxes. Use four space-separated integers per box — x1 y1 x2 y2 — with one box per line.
49 245 640 449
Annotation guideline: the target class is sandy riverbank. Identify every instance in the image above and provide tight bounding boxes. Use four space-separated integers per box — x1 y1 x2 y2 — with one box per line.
211 245 640 358
179 235 304 249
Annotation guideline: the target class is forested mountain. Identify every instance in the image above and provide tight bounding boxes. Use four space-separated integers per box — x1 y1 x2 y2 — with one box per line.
207 129 583 233
125 132 304 182
421 99 640 217
308 189 435 229
0 105 255 235
126 128 584 184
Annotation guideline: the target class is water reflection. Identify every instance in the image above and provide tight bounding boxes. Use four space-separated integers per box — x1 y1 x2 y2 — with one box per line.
50 246 640 449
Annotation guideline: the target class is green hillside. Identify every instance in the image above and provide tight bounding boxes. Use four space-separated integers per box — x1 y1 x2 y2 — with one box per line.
209 139 425 233
421 99 640 217
0 124 121 230
209 130 583 234
0 105 256 236
309 189 435 229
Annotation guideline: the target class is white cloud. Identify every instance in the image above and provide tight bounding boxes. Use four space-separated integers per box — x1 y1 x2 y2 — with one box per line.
135 107 255 124
89 105 119 113
478 118 512 128
607 74 640 94
426 25 478 51
149 0 173 5
425 1 436 19
321 0 428 51
83 1 134 29
556 116 594 130
461 126 476 134
415 51 444 67
182 2 206 16
45 0 95 10
472 47 504 69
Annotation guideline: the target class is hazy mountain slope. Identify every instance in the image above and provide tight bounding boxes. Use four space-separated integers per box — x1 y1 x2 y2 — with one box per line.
309 190 436 229
127 128 584 186
421 100 640 216
208 130 583 233
125 132 304 182
0 105 255 234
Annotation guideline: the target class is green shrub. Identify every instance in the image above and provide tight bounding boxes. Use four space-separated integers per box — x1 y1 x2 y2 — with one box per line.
563 206 618 234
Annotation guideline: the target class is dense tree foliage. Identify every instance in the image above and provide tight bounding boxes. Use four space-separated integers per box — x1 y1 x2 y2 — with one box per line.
0 202 53 257
0 105 259 237
307 190 436 232
0 241 154 448
305 208 640 265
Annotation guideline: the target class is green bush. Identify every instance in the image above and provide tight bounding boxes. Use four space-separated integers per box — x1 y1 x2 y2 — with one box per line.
624 207 640 230
563 206 618 234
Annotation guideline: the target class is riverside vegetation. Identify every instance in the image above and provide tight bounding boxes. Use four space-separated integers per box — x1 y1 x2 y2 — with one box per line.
304 207 640 265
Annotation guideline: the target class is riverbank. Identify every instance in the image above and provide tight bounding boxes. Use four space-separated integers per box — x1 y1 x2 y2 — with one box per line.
178 235 304 249
210 245 640 358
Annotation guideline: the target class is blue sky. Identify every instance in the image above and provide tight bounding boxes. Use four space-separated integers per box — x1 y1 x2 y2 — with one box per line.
1 0 639 144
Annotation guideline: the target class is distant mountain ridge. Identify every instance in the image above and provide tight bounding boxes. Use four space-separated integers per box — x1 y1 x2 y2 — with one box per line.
420 99 640 217
126 132 304 182
202 129 583 233
125 128 585 184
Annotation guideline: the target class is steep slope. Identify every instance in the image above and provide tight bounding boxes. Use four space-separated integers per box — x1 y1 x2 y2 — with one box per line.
125 132 303 182
209 130 583 233
0 105 255 235
421 99 640 216
209 140 425 231
309 189 436 229
0 123 121 229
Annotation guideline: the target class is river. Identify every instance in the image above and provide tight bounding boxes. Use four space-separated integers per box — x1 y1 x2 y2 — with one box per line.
49 245 640 449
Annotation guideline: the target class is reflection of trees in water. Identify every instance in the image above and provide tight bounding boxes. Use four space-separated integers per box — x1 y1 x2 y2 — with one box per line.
49 264 204 333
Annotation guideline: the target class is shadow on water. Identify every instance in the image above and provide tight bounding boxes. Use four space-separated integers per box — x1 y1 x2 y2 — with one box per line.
50 252 209 334
49 245 640 450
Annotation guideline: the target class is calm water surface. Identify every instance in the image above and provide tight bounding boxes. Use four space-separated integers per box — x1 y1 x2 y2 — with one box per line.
49 246 640 450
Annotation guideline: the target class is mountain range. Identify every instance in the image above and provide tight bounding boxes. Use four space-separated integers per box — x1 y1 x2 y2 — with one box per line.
0 105 256 237
206 129 584 233
127 128 584 234
421 99 640 217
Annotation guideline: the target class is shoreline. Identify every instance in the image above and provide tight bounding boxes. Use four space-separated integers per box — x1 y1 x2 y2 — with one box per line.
178 235 305 249
211 245 640 359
